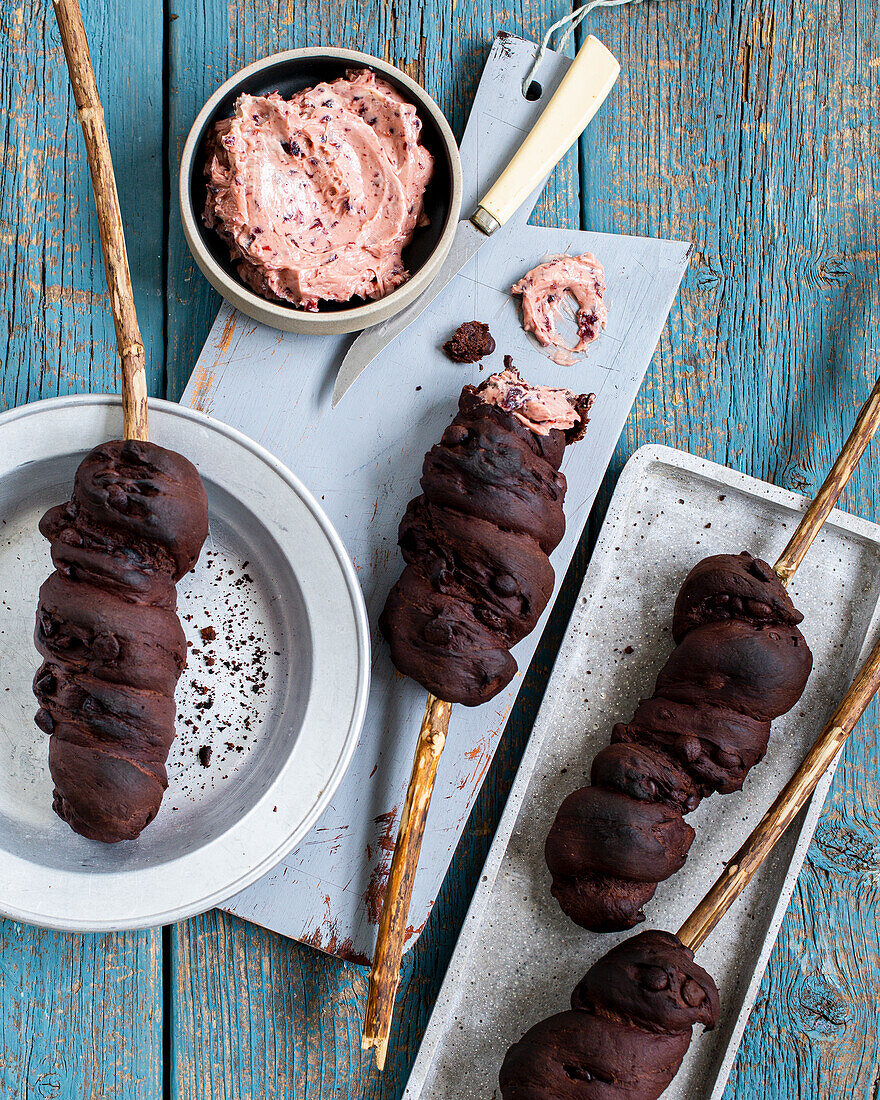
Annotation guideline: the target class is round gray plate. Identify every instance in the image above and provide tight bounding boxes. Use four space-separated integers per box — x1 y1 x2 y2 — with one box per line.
0 396 370 930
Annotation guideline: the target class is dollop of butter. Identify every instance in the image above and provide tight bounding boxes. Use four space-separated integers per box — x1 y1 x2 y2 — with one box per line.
479 365 583 436
511 252 608 364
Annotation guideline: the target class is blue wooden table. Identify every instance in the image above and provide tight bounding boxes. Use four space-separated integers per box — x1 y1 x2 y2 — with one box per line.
2 1 878 1096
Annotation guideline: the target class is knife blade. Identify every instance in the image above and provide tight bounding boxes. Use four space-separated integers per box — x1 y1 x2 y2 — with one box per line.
332 219 486 408
332 35 620 407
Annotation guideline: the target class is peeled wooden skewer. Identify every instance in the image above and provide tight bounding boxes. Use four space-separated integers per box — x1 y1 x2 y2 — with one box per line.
773 375 880 585
364 377 880 1070
363 693 451 1069
500 625 880 1100
53 0 148 441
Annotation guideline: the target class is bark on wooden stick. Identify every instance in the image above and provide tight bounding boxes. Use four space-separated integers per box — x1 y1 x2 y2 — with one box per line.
774 376 880 585
52 0 149 441
678 629 880 953
362 693 452 1070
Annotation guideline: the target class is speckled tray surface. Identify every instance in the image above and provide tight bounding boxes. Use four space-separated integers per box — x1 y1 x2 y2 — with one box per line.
403 444 880 1100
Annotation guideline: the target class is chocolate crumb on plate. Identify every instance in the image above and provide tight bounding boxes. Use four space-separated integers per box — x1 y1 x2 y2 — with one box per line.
443 321 496 363
198 745 212 767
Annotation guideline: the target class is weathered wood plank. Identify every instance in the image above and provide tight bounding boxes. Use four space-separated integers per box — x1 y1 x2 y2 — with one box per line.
0 922 162 1099
167 2 582 1096
575 0 880 1095
0 1 164 1095
0 0 166 406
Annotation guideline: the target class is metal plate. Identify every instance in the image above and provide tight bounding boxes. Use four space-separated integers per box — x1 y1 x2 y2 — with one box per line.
0 395 370 931
403 444 880 1100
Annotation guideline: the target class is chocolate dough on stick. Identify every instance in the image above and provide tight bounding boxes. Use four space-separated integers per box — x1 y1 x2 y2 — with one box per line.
501 622 880 1100
363 360 594 1067
380 358 593 705
546 377 880 932
35 441 207 841
37 0 209 842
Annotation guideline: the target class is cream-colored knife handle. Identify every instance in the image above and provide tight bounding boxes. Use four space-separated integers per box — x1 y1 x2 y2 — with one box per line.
474 35 619 232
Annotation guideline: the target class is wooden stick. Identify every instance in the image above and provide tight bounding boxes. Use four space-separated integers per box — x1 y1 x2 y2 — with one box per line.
362 693 452 1070
678 628 880 953
52 0 148 441
774 376 880 585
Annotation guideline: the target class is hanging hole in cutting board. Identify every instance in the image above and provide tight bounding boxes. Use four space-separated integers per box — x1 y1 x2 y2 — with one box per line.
524 79 543 101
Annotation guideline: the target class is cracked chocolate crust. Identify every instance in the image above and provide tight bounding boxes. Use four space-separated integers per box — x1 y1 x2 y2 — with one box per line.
34 439 208 843
380 372 593 706
545 551 812 931
499 930 719 1100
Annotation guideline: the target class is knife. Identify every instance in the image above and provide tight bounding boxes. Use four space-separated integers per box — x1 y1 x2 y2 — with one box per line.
331 34 620 407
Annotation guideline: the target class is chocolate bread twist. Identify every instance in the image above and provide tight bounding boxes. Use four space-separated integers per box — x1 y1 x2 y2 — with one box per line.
545 552 813 931
380 370 593 707
499 930 719 1100
33 439 209 843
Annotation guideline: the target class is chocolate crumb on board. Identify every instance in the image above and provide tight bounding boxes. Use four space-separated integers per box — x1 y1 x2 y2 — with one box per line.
443 320 496 363
200 625 217 642
198 745 212 767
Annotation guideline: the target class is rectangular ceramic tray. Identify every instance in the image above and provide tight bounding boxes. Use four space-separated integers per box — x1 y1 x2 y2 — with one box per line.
403 443 880 1100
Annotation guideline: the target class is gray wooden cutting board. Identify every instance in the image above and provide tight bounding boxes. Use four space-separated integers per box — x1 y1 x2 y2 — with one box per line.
181 32 691 961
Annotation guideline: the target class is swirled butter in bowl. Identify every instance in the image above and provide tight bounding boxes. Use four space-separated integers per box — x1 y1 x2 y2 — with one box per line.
180 47 462 335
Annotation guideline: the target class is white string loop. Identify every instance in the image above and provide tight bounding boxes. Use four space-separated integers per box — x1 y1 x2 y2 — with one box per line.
522 0 658 97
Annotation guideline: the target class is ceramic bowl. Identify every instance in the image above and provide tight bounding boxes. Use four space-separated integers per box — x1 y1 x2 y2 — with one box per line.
179 47 463 335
